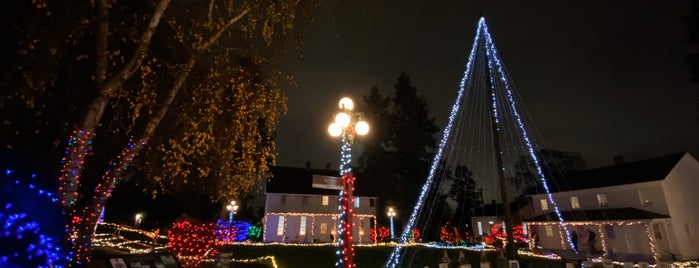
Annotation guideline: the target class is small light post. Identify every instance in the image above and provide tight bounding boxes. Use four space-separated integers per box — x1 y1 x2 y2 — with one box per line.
327 97 369 268
387 208 397 239
135 213 143 229
226 200 239 223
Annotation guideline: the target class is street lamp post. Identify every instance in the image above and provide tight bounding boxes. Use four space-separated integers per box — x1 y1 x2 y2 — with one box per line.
135 213 143 229
226 200 239 223
327 97 369 268
387 208 396 240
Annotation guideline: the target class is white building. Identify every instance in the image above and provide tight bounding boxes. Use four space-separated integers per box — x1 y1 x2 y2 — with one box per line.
263 165 378 244
525 152 699 262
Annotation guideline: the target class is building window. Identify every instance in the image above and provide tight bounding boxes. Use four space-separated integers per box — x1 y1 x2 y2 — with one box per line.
523 223 528 236
545 225 553 237
322 196 329 206
281 195 287 205
277 216 285 236
370 198 375 207
320 223 328 234
354 197 360 208
571 196 580 209
597 194 608 208
299 216 307 236
477 221 483 236
638 188 652 205
540 199 549 211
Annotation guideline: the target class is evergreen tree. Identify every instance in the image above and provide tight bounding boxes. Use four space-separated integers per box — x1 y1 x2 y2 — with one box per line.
390 72 439 215
357 87 398 225
448 164 481 235
358 72 439 227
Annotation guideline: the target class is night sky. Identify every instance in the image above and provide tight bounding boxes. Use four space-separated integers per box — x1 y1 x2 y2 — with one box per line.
276 0 699 171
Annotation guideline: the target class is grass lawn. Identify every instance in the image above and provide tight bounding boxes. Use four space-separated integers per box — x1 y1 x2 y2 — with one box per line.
207 244 572 268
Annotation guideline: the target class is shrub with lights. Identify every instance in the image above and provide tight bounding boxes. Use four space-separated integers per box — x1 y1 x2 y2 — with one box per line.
216 219 252 243
246 224 262 242
377 226 390 243
439 223 463 245
167 221 218 267
1 168 68 267
410 229 421 242
483 224 526 246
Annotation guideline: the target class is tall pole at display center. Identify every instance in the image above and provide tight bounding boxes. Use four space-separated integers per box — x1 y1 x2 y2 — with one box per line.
484 37 517 259
328 97 369 268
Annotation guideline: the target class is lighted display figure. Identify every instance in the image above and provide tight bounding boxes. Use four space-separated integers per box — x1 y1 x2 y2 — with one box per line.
387 207 397 240
327 97 369 268
226 200 239 223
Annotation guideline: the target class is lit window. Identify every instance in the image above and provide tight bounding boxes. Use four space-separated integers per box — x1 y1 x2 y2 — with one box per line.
477 221 483 236
638 188 652 205
523 223 528 236
320 223 328 234
540 199 549 211
354 197 360 208
571 196 580 209
322 196 329 206
597 194 608 208
545 225 553 237
277 216 285 236
299 216 307 236
281 195 286 205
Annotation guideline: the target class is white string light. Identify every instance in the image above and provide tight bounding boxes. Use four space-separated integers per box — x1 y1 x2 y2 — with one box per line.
385 17 485 268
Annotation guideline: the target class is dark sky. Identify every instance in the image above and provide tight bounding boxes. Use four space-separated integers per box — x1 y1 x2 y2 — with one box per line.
276 0 699 170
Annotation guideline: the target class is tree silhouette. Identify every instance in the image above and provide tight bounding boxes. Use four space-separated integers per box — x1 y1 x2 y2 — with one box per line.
358 72 439 229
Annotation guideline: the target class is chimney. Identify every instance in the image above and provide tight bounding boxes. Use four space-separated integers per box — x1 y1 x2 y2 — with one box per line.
326 162 331 170
305 161 311 169
613 155 624 165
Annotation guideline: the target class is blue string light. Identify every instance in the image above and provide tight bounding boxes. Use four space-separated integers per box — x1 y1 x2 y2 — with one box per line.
2 163 69 267
335 135 352 267
0 209 65 267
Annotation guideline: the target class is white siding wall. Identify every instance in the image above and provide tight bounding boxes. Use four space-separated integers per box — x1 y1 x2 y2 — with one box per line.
662 153 699 259
264 193 378 243
530 181 668 217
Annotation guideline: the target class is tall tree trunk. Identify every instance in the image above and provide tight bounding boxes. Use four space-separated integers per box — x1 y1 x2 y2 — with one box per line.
79 5 251 236
60 0 171 265
78 1 250 229
67 4 250 265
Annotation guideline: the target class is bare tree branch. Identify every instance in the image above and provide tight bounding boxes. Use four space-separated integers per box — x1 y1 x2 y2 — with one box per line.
196 7 250 52
95 0 109 87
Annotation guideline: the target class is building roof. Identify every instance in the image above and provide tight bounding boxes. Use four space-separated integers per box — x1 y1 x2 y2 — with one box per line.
524 207 669 222
265 166 379 197
548 152 686 192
